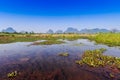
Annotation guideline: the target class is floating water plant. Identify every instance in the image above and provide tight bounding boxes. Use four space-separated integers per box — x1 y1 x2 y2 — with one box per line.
109 73 115 78
73 43 84 46
37 40 64 45
7 71 17 78
58 52 69 57
76 48 120 68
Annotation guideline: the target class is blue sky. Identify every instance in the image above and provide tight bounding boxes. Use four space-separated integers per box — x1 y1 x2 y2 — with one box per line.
0 0 120 32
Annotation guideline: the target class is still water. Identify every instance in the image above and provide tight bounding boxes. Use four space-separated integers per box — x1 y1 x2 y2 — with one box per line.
0 39 120 80
0 39 120 57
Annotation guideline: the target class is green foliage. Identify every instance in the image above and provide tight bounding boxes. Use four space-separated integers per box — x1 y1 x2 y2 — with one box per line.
88 33 120 46
76 48 120 68
1 32 120 47
0 33 89 44
36 40 64 45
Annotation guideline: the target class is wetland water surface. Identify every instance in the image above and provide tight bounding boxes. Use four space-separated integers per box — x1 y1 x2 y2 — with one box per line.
0 39 120 80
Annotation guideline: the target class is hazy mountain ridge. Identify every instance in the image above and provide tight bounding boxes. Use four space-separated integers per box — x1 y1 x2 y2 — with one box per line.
46 29 54 34
2 27 16 33
64 27 79 33
47 27 116 34
79 28 110 33
1 27 120 33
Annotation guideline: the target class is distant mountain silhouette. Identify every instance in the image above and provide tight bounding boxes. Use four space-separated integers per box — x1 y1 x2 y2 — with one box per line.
64 27 79 33
46 29 54 34
2 27 16 33
55 30 63 34
46 28 112 34
79 28 110 33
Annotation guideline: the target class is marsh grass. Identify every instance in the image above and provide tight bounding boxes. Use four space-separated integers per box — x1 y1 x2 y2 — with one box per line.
0 33 91 44
0 33 120 47
87 33 120 46
35 40 65 45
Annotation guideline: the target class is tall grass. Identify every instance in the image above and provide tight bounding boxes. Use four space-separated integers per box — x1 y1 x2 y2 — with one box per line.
0 33 120 46
0 33 92 44
88 33 120 46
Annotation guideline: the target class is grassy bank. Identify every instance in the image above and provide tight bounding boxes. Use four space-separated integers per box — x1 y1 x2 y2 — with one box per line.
0 33 92 44
0 33 120 46
88 33 120 46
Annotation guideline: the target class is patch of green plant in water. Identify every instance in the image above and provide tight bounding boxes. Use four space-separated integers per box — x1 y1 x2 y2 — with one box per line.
99 48 107 53
72 43 84 46
109 73 115 78
58 52 69 57
7 71 17 78
76 48 120 68
36 40 65 45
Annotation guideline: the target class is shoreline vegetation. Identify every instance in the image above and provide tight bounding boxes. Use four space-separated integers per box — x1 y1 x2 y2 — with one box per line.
87 33 120 46
0 32 120 46
0 33 93 44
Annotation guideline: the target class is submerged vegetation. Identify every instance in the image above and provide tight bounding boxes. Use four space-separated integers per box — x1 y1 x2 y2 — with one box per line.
33 40 64 45
58 52 69 57
76 48 120 68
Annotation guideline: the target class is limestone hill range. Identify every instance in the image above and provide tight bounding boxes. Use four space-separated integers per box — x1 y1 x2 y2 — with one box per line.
47 27 119 34
1 27 119 33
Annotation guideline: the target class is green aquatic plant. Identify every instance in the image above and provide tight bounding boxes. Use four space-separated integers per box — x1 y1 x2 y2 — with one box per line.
109 73 115 78
7 71 17 78
58 52 69 57
37 40 64 45
76 48 120 68
99 48 107 53
72 43 84 46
